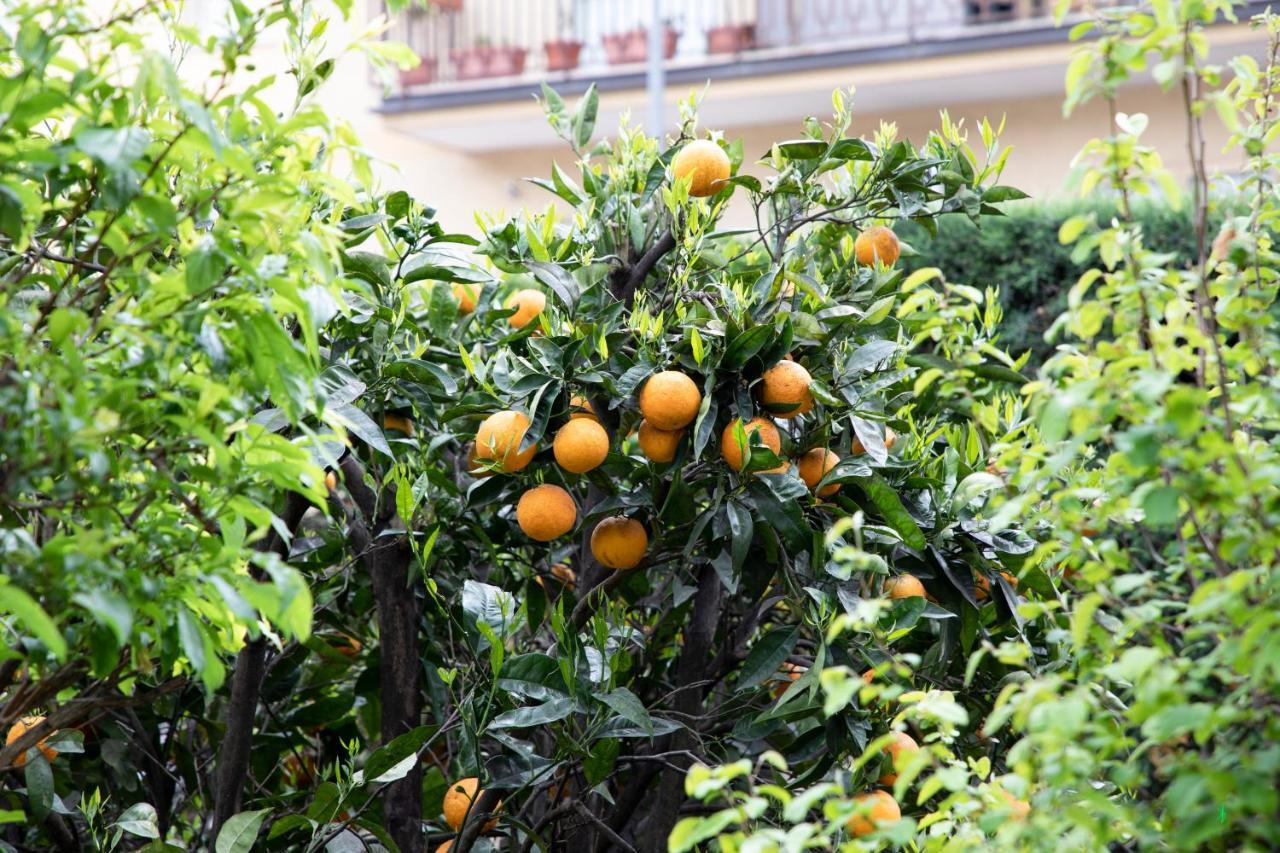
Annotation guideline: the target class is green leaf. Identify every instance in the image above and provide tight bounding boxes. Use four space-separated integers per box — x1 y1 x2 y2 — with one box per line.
572 83 598 150
114 803 160 839
364 726 433 783
488 697 575 730
737 626 798 689
526 260 580 310
74 126 151 170
0 585 66 659
854 475 926 550
598 688 652 736
215 809 271 853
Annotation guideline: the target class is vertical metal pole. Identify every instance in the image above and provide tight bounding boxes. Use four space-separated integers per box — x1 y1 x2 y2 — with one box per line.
646 0 665 138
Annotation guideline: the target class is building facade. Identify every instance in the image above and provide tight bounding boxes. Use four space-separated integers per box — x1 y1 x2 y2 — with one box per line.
309 0 1270 228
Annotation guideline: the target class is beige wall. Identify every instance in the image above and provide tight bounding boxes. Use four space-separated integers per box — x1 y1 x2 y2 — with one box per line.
302 14 1254 231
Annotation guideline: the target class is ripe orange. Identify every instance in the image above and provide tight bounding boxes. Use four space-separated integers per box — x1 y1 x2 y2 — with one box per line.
854 226 901 267
861 668 877 685
324 471 337 491
452 282 481 313
464 442 493 478
771 661 805 700
638 371 702 430
475 410 537 472
996 788 1031 820
720 417 784 472
852 427 897 456
760 359 814 417
637 420 683 463
590 516 648 570
569 395 599 421
435 841 453 853
553 419 609 474
383 413 415 437
6 716 56 767
506 289 546 329
877 731 920 785
443 777 500 832
516 485 577 541
550 562 577 590
885 574 926 599
974 571 1018 601
672 139 731 197
847 789 900 837
332 632 362 658
798 448 840 497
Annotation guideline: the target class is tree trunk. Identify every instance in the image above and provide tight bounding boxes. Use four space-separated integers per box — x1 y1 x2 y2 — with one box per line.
211 492 308 837
639 564 724 852
368 539 424 853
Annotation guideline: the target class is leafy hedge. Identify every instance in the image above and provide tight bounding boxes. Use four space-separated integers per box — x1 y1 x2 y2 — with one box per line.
899 200 1219 363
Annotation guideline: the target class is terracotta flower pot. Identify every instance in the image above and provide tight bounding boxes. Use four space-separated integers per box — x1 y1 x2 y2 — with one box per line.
602 33 629 65
452 46 491 80
544 39 583 72
430 0 463 9
398 56 437 87
487 45 528 77
706 23 754 54
607 26 679 65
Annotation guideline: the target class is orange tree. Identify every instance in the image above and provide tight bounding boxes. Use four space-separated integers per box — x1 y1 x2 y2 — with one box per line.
372 89 1047 853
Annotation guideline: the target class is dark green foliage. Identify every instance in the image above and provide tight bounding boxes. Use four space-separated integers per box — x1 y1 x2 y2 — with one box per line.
899 200 1224 363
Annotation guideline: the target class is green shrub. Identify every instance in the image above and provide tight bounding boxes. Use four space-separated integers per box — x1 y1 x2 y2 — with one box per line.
900 200 1219 363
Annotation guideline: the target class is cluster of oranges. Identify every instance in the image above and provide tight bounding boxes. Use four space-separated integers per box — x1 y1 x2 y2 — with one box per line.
471 353 903 574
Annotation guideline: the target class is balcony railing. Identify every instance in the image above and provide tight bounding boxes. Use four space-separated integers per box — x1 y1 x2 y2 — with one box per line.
379 0 1115 99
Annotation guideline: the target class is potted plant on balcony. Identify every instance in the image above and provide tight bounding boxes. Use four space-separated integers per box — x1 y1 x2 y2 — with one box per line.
544 0 583 72
605 23 678 65
706 2 754 55
487 43 528 77
451 38 492 80
398 54 438 87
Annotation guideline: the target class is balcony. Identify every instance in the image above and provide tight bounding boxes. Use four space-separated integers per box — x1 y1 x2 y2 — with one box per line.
376 0 1117 111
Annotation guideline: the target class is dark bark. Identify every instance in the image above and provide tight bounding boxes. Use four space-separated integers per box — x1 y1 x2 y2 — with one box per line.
211 491 309 836
452 787 503 853
615 232 676 307
641 565 724 852
337 453 426 853
368 537 422 852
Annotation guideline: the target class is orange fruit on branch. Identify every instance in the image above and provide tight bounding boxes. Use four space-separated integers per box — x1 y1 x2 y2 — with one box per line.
506 289 546 329
550 562 577 590
760 359 814 417
553 418 609 474
798 447 840 497
974 571 1018 601
637 420 683 463
672 139 731 197
854 225 900 267
516 484 577 541
885 574 926 599
475 410 537 472
569 395 599 421
6 716 57 767
846 789 900 837
852 427 896 456
383 413 415 437
721 417 784 473
639 371 701 431
771 661 805 700
877 730 920 785
590 516 648 570
442 777 500 832
452 282 481 313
